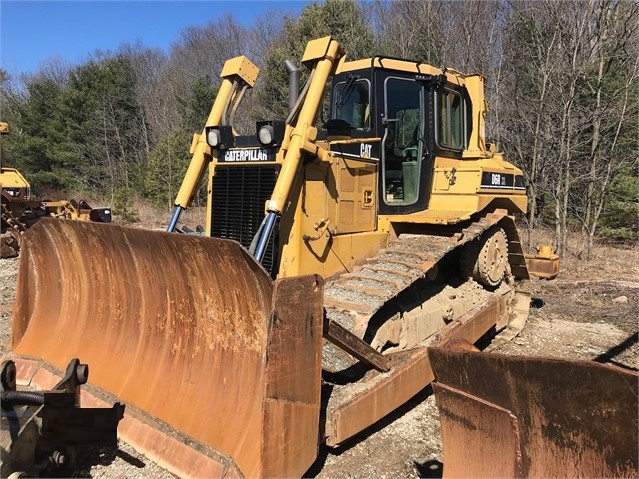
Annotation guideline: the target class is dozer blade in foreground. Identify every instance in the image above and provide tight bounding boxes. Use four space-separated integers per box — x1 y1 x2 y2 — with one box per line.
428 342 638 478
10 219 325 478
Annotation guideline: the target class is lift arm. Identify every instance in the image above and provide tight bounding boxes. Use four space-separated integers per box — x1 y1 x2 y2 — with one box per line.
167 56 259 232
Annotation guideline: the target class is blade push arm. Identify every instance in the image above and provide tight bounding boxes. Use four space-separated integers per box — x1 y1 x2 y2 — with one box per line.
167 56 259 232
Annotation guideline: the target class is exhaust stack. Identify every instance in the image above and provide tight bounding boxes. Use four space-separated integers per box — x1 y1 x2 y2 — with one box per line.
285 59 299 114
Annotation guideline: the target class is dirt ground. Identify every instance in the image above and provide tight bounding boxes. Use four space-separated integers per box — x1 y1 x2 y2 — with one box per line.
0 233 637 478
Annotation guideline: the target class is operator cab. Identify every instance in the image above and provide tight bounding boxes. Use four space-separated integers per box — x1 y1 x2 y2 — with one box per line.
326 59 472 215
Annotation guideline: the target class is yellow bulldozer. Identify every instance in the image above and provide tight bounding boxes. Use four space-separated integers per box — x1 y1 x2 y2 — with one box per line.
3 36 635 478
0 122 112 258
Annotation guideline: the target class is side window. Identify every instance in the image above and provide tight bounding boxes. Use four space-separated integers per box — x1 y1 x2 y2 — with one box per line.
332 79 370 129
437 89 464 150
382 78 424 206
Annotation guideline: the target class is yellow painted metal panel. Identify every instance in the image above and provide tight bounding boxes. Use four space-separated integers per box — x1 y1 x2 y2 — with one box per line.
220 55 259 87
340 167 355 192
333 158 376 235
433 169 453 191
302 36 333 64
0 168 30 188
340 200 354 225
297 231 388 278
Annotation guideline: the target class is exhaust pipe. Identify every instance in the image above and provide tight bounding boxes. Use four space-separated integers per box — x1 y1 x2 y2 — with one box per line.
285 59 299 114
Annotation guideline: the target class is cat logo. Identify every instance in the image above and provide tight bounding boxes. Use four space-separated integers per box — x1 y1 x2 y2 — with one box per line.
219 148 275 162
360 143 372 159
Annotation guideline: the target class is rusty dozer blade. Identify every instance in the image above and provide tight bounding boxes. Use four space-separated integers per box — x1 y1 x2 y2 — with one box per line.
428 342 638 478
12 219 325 479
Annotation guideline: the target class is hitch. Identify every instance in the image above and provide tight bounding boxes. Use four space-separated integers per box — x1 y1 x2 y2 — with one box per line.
1 358 125 478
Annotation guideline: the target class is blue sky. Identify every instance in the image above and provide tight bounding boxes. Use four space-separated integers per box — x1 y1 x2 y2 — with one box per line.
1 1 309 75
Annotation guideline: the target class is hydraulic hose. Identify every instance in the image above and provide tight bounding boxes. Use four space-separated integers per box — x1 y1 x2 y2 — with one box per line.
1 390 45 408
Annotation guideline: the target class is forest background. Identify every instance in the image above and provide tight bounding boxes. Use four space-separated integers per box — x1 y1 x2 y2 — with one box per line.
1 0 637 259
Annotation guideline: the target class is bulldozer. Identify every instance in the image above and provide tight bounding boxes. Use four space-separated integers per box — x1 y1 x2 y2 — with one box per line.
0 122 112 258
5 36 632 478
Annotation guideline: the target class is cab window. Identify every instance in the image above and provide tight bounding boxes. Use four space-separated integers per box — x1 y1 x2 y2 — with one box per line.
436 89 464 150
332 78 370 129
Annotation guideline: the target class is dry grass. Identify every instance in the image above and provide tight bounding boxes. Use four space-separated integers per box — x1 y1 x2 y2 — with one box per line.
60 190 207 231
116 197 207 231
562 238 638 284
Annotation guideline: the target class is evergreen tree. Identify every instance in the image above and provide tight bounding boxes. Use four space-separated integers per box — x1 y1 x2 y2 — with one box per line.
144 129 191 209
5 77 71 193
177 75 219 134
598 164 639 242
60 55 149 197
256 0 378 119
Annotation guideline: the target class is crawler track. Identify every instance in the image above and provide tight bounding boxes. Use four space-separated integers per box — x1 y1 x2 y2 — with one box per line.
317 210 531 446
322 210 530 373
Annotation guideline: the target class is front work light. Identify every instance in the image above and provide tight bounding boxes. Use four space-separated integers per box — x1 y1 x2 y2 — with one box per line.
207 128 221 147
258 125 274 145
205 125 234 149
256 120 286 147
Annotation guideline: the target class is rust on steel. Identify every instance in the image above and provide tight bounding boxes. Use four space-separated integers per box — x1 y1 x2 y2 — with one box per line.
324 293 509 446
428 345 639 478
12 219 325 479
324 319 390 372
524 255 560 279
3 354 243 478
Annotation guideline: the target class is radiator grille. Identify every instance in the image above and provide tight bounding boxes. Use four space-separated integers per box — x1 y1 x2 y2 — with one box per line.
210 165 280 275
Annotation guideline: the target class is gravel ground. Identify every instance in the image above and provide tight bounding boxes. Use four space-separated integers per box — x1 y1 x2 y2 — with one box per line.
0 256 18 356
1 245 637 478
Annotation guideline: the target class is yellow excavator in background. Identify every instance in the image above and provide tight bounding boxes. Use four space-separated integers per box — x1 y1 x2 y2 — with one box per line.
0 122 112 257
5 36 634 478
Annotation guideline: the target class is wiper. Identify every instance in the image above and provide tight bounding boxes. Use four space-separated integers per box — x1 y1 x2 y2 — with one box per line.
336 74 358 107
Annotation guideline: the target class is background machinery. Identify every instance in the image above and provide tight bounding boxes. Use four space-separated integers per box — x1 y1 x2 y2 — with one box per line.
6 36 633 478
0 122 112 258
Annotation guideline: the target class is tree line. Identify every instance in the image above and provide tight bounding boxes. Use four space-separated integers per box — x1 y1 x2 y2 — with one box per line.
1 0 637 257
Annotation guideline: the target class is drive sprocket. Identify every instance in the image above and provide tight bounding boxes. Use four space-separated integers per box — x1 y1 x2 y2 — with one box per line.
461 226 508 287
474 226 508 287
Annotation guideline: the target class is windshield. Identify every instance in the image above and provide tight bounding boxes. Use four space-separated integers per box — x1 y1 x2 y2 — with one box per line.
332 78 370 129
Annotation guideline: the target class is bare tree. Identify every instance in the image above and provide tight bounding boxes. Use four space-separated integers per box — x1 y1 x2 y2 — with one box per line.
118 42 169 150
579 0 639 258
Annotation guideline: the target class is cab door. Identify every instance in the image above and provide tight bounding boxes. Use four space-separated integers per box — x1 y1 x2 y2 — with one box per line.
377 74 433 215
